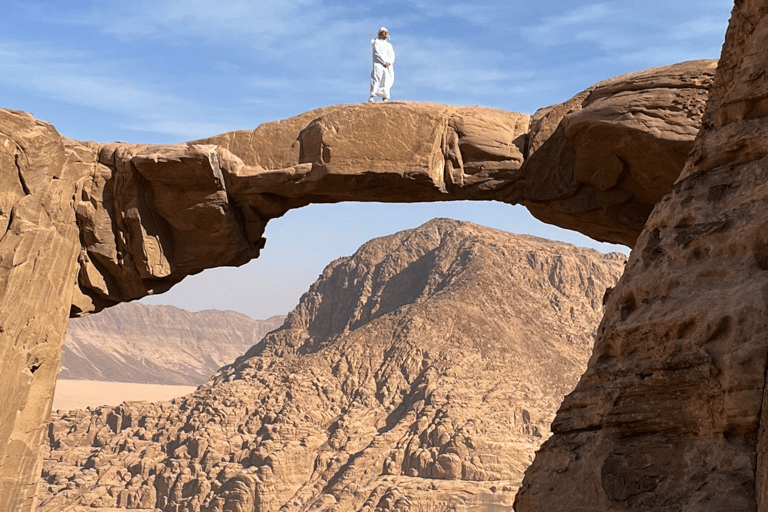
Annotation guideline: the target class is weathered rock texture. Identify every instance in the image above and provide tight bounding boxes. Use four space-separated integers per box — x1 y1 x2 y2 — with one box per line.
61 303 284 385
196 63 715 248
514 2 768 511
0 59 715 510
0 112 88 512
524 60 717 246
38 219 625 512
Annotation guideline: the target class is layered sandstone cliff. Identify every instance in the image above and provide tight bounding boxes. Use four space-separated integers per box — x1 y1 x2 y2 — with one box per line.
39 219 625 511
61 303 285 385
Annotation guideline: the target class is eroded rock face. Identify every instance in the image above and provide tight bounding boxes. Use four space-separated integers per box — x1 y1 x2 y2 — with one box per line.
62 303 285 385
524 60 717 246
515 3 768 511
72 142 262 314
0 60 716 510
0 111 87 512
38 219 625 512
196 103 532 219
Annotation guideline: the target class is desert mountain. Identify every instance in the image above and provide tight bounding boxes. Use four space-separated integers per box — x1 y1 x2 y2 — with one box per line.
60 303 285 386
40 219 625 511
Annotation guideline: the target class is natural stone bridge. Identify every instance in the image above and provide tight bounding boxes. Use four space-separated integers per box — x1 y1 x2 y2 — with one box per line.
0 39 762 510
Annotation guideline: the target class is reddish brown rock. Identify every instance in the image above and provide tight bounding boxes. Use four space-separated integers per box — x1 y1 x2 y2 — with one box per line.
197 103 531 217
515 3 768 511
524 60 717 246
72 142 261 314
69 93 716 315
0 110 87 512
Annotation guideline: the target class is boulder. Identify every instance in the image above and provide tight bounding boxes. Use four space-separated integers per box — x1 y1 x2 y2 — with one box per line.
524 60 717 246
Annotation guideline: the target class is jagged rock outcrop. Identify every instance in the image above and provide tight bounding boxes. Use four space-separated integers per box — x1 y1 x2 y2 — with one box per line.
514 2 768 511
0 58 716 511
38 219 626 512
524 60 717 246
61 303 285 385
0 112 87 512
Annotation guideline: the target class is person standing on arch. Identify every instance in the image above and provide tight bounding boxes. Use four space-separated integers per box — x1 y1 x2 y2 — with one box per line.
369 27 395 102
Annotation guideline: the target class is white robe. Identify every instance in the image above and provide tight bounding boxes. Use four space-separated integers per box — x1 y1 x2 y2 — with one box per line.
370 38 395 99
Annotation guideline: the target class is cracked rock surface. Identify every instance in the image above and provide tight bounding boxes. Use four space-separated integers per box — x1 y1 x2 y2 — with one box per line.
38 219 625 512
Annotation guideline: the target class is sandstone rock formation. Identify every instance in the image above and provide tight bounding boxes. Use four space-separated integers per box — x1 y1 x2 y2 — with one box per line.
61 303 285 385
196 63 715 248
1 111 87 512
0 59 716 510
38 219 625 512
514 2 768 511
524 60 717 246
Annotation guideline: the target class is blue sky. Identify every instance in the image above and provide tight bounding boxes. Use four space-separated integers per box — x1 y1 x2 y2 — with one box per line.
2 1 732 319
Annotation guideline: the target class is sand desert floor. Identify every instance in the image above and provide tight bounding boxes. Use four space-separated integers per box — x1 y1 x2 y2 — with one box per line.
52 379 197 411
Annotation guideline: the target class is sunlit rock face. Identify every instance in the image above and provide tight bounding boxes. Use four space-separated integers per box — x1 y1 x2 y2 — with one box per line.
0 110 86 512
38 219 625 512
523 60 717 247
61 303 285 385
0 59 716 511
515 3 768 511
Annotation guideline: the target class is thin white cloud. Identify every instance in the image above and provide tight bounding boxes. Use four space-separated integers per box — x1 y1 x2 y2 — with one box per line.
398 36 524 94
515 1 729 82
82 0 361 52
67 0 385 82
0 43 231 139
442 3 508 25
522 3 616 45
673 15 728 40
553 3 615 26
398 0 515 26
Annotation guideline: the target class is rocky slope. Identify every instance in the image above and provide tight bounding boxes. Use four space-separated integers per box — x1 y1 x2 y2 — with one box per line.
61 303 285 386
39 219 625 511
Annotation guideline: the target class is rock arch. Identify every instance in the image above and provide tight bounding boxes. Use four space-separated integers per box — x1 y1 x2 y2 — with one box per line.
0 58 720 510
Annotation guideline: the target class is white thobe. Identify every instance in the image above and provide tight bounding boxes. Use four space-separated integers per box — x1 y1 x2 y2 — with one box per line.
370 38 395 99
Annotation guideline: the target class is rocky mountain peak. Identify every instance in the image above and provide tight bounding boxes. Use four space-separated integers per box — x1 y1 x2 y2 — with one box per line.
41 219 625 511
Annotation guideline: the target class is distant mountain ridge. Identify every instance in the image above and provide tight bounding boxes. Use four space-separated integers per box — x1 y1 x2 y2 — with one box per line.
61 303 285 385
42 219 626 511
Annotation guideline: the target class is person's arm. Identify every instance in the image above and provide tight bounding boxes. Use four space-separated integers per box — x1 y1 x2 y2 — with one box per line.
372 40 387 65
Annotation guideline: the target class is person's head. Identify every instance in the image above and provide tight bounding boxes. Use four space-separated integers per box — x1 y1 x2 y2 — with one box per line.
378 27 389 39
